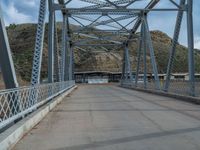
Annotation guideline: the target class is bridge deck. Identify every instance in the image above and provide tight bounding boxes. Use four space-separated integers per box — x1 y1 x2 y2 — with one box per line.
14 85 200 150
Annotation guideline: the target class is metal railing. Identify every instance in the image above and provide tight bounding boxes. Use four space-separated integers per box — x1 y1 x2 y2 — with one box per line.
0 81 75 130
121 79 200 98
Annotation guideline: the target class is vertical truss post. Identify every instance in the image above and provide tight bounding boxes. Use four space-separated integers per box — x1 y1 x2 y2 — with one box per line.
187 0 195 96
69 46 74 80
121 49 126 81
61 14 67 81
143 15 161 90
65 16 71 81
127 46 133 81
48 0 55 83
0 4 18 89
31 0 47 85
164 0 186 92
0 3 21 115
72 46 75 80
135 21 143 86
54 18 60 82
123 45 133 82
143 21 147 89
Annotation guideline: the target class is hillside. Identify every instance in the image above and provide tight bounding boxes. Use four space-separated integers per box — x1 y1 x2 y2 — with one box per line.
5 23 200 82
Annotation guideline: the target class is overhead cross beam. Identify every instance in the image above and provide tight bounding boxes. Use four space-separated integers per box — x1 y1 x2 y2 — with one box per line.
80 0 140 9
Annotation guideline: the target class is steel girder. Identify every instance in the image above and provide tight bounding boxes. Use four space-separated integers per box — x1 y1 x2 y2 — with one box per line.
51 0 194 95
61 14 67 82
56 0 162 51
58 0 71 81
65 16 71 81
54 17 61 82
135 23 144 87
73 15 137 32
79 0 104 5
48 0 55 83
60 8 183 15
78 0 139 9
164 0 186 91
0 4 18 89
31 0 47 85
122 46 133 81
187 0 195 96
73 33 123 45
68 47 74 80
143 15 160 90
73 15 122 30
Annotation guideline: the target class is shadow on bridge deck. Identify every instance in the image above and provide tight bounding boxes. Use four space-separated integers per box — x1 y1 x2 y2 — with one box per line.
14 84 200 150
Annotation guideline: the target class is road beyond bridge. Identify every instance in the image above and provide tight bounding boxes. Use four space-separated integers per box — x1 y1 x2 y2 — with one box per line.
14 85 200 150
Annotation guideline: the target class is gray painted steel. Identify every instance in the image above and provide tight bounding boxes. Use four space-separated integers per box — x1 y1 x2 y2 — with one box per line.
0 4 18 89
31 0 47 85
48 0 55 83
187 0 195 96
164 0 186 92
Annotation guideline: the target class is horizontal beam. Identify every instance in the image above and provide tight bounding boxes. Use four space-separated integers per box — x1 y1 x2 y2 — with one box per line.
54 8 186 15
73 43 122 46
73 30 131 34
74 33 123 44
80 0 138 9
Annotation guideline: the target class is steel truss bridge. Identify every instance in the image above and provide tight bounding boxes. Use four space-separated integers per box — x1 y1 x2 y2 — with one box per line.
0 0 197 142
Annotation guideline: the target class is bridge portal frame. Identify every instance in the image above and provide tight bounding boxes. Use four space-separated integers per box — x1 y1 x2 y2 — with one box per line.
53 0 194 95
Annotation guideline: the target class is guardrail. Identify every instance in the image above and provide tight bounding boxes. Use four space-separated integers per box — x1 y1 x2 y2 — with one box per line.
121 79 200 97
0 81 75 130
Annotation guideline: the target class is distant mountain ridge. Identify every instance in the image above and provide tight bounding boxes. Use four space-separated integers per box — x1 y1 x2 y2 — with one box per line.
5 23 200 82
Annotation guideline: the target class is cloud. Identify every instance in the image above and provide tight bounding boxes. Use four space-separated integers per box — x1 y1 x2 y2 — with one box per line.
19 0 37 7
1 2 32 26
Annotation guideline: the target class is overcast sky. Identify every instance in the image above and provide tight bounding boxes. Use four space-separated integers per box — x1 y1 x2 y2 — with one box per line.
0 0 199 49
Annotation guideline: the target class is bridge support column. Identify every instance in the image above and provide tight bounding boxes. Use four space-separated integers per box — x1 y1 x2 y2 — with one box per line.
69 47 74 80
143 14 161 90
0 4 18 89
48 0 55 83
164 0 186 92
61 14 67 81
31 0 47 85
135 16 148 89
54 18 61 82
135 20 143 87
65 16 71 81
122 45 133 82
187 0 195 96
143 21 147 89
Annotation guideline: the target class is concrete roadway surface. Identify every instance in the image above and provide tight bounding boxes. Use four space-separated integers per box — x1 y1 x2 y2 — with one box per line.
14 84 200 150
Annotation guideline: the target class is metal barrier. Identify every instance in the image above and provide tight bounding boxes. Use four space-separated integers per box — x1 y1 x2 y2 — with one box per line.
0 81 75 130
121 79 200 98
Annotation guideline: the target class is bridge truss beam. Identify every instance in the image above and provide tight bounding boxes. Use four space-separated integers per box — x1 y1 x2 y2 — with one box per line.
0 4 18 89
54 0 195 95
0 0 196 93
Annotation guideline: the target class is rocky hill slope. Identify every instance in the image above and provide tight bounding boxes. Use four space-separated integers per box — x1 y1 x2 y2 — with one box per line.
5 23 200 82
